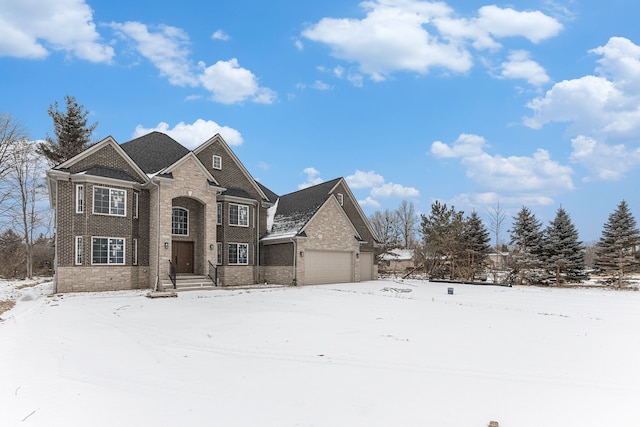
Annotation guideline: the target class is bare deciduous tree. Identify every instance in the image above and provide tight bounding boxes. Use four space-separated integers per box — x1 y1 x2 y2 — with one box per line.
395 200 418 248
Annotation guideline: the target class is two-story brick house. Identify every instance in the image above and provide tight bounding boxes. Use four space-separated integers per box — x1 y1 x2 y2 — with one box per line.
46 131 379 293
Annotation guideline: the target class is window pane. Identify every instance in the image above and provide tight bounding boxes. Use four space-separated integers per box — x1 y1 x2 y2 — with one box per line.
109 238 124 264
92 238 108 264
110 189 125 216
133 192 138 218
76 236 83 265
239 206 248 226
238 244 248 264
93 188 109 214
229 204 238 225
217 242 222 265
76 185 84 213
172 208 188 235
228 243 238 264
217 203 222 225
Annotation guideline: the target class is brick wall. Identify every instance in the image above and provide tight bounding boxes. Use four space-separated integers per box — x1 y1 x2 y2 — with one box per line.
57 266 149 292
260 266 294 285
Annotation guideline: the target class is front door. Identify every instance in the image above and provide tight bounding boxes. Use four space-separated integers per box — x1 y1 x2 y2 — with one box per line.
172 241 194 274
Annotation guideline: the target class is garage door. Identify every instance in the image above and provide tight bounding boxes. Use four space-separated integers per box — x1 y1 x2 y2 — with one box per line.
305 250 353 285
359 252 374 281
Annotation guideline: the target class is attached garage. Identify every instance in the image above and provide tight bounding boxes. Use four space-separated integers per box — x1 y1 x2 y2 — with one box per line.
359 252 374 281
304 250 353 285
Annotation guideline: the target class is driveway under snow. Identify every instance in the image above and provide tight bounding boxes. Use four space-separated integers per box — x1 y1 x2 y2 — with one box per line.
1 280 639 426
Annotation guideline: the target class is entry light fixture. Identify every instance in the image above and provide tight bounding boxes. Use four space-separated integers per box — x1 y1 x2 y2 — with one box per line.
299 251 304 258
164 242 169 250
209 244 215 250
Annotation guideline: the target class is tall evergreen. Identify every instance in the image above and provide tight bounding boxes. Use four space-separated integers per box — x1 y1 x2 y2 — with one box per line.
542 207 584 283
509 206 544 284
462 211 491 280
595 200 640 287
37 95 97 166
420 201 463 279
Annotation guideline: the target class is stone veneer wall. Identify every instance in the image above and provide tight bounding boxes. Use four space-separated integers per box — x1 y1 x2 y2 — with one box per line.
57 266 149 292
260 266 294 285
218 265 257 286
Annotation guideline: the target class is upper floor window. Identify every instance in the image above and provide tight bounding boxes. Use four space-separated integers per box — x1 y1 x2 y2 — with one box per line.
92 237 125 265
217 202 222 225
337 193 344 206
213 155 222 170
172 207 188 235
93 186 126 216
229 203 249 227
76 184 84 213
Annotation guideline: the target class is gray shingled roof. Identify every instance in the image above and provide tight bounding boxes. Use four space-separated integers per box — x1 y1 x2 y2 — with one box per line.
79 166 140 182
121 131 190 174
257 182 279 203
266 178 342 238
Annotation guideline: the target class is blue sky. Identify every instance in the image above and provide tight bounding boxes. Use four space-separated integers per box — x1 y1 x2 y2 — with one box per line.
1 0 639 243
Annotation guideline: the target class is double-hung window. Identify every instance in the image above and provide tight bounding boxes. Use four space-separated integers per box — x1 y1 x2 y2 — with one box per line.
76 185 84 213
172 207 188 235
228 243 248 265
229 203 249 227
133 192 139 219
92 237 125 265
93 186 126 216
213 155 222 170
216 202 222 225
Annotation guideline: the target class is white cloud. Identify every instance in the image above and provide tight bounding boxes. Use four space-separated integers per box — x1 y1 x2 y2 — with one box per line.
133 119 243 149
475 5 563 44
525 37 640 179
346 170 385 189
199 58 276 104
570 135 640 181
301 1 561 81
499 50 550 86
298 167 324 189
431 133 574 206
110 22 198 86
110 22 275 104
370 183 420 198
0 0 113 62
358 197 381 208
211 29 230 41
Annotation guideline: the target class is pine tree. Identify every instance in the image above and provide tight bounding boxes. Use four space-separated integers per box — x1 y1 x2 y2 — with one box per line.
595 200 640 287
462 211 491 281
509 206 544 285
542 207 584 284
37 95 97 166
420 201 463 279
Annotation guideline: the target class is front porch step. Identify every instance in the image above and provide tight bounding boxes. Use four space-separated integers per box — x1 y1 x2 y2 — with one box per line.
161 274 216 291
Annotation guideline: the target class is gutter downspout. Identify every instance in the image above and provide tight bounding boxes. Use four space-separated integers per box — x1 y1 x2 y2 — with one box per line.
291 238 297 286
256 204 260 284
150 177 161 291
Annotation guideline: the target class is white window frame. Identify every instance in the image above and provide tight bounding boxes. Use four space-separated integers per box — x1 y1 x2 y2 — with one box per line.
337 193 344 206
75 236 83 265
213 155 222 170
217 202 222 225
228 242 249 265
229 203 249 227
76 184 84 213
172 207 189 236
133 192 139 219
93 186 127 217
91 237 125 265
133 238 138 265
217 242 223 265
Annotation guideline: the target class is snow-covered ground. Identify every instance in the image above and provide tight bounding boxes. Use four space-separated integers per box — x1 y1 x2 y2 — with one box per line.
1 278 640 426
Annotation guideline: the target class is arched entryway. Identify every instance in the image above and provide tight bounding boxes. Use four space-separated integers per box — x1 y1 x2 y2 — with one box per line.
171 196 206 275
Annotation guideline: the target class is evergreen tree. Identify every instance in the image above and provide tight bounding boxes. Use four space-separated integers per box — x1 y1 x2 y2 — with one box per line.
37 95 97 166
509 206 544 285
542 207 584 284
462 211 491 281
595 200 640 287
420 201 463 279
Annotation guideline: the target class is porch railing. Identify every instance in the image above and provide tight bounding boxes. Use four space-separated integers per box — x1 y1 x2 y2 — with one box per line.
168 260 177 289
208 260 217 286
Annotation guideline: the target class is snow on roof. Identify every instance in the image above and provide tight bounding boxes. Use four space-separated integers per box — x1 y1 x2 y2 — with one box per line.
380 248 414 261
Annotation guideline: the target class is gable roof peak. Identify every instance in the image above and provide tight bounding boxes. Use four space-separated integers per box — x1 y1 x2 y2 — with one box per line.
121 131 190 174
